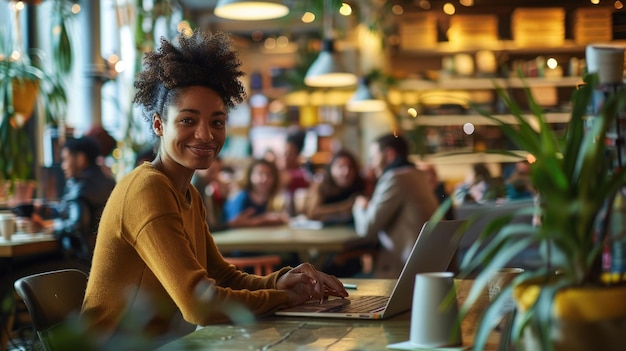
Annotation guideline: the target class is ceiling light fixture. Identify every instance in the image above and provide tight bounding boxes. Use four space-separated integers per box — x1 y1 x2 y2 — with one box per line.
346 77 386 112
214 0 289 21
304 0 357 87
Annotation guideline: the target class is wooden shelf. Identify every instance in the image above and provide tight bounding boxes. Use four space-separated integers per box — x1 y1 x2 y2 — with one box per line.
413 150 529 165
401 112 570 128
393 40 626 56
396 77 583 91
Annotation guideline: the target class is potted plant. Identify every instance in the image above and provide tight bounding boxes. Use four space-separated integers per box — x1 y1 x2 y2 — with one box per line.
0 0 76 200
459 72 626 350
0 34 42 199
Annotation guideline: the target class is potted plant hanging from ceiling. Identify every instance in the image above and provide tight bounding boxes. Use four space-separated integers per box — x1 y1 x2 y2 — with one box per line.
0 1 43 202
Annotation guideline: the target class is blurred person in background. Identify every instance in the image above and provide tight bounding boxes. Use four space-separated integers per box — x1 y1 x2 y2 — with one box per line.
453 162 504 204
303 148 370 277
84 125 118 179
505 160 535 200
192 157 230 232
224 158 289 228
304 149 366 225
34 137 116 263
416 161 455 220
352 133 439 278
278 129 311 216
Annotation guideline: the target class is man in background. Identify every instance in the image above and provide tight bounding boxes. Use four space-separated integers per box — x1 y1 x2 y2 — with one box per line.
352 133 439 278
36 137 116 263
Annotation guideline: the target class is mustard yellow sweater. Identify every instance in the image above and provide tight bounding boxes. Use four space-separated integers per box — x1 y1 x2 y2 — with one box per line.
81 163 291 343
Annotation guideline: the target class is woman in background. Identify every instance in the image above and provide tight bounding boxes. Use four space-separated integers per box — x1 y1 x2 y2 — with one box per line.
192 157 230 232
304 149 366 225
304 149 370 277
453 163 503 204
224 158 289 228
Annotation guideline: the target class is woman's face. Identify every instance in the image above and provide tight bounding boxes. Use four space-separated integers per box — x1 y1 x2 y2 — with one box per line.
331 156 356 188
154 86 226 172
250 163 275 194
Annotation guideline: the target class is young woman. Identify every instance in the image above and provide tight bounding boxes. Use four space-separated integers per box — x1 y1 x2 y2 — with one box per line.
304 149 366 225
303 149 369 277
453 162 502 204
80 30 347 347
223 158 288 228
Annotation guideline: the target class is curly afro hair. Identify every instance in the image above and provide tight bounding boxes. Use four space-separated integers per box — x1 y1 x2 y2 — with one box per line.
133 29 247 138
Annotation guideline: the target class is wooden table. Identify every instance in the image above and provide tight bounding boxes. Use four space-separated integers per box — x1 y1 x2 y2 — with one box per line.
157 278 500 351
0 233 59 258
212 225 367 264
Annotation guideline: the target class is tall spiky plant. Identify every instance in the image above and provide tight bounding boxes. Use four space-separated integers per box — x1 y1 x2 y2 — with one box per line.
459 73 626 350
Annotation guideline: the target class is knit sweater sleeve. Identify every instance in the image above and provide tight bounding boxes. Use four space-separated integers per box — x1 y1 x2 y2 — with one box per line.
125 171 292 326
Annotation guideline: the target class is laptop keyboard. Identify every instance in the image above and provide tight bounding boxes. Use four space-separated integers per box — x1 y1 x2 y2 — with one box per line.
335 295 389 313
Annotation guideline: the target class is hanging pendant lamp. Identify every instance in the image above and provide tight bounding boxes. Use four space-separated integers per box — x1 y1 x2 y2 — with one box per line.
304 39 358 87
214 0 289 21
304 0 357 88
346 77 386 112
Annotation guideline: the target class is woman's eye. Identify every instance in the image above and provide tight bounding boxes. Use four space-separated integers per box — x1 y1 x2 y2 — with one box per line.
213 119 226 128
180 117 194 124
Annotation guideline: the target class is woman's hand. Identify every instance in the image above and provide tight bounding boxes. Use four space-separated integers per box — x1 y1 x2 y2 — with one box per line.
258 211 289 226
354 195 369 209
227 208 256 228
228 209 288 228
276 263 348 306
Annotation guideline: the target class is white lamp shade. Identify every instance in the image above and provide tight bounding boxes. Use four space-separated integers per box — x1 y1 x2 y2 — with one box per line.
214 0 289 21
304 40 358 88
346 79 386 112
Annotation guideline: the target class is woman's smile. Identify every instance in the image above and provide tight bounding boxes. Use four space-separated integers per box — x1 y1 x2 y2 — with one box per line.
188 144 218 158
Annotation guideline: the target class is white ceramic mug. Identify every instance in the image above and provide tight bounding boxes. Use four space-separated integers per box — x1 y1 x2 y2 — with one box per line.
0 213 16 241
410 272 462 348
586 45 625 84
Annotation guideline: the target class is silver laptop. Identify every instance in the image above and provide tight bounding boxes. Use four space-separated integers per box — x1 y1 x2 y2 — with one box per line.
275 219 466 320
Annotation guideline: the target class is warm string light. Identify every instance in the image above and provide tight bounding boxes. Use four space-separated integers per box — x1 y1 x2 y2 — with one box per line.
339 3 352 16
301 12 315 23
443 3 456 15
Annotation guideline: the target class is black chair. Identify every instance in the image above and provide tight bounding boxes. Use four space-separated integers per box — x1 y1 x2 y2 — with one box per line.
13 269 88 351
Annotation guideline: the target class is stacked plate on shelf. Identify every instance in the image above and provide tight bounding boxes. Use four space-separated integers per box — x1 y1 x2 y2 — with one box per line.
398 12 438 50
572 8 613 45
447 15 498 48
512 7 565 47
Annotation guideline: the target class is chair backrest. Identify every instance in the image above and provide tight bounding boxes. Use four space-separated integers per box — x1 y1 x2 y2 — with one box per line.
13 269 88 333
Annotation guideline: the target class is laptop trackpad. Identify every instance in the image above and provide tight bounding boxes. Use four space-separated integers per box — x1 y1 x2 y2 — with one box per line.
280 298 351 313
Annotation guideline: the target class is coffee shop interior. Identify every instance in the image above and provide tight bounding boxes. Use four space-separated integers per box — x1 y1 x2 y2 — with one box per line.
1 0 625 350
